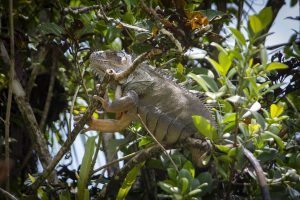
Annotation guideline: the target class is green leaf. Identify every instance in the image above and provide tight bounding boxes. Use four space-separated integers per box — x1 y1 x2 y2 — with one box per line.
138 136 153 147
251 111 266 130
77 136 96 200
179 177 189 194
206 56 228 77
38 23 65 36
187 188 202 197
215 145 231 153
117 162 145 200
59 190 71 200
167 168 178 182
262 131 285 151
222 113 236 123
266 62 288 71
197 172 213 194
249 15 263 34
188 73 218 92
228 27 246 45
192 115 218 141
270 103 284 118
177 63 184 75
183 161 195 178
293 42 300 56
158 181 179 194
218 51 232 74
188 73 209 92
257 7 273 28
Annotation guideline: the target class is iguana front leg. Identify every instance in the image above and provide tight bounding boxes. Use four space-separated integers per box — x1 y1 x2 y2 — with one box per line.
93 90 137 113
86 91 138 132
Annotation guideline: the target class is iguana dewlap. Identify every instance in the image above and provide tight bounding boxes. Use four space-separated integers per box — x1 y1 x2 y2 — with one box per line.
87 50 216 145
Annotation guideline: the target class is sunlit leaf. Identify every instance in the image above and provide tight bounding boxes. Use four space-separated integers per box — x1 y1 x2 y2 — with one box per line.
228 27 246 45
215 145 231 153
77 136 96 200
183 161 195 178
218 51 232 74
188 73 209 92
179 177 189 194
257 7 273 28
249 15 263 34
192 115 218 141
270 103 284 118
138 136 153 147
206 56 229 77
266 62 288 71
222 113 236 123
117 162 145 200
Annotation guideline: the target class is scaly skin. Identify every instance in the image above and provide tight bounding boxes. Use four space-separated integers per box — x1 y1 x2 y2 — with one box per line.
88 50 216 145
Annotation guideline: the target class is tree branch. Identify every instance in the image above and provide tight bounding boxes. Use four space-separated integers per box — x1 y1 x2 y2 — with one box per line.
243 147 271 200
31 72 111 190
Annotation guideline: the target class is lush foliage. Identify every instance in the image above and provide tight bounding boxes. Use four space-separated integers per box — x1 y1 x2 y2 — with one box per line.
0 0 299 199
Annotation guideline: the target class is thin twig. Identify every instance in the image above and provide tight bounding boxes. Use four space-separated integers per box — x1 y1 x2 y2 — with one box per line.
160 28 183 52
0 187 18 200
96 8 149 33
137 114 179 172
68 85 80 134
39 53 56 130
93 151 139 174
63 5 103 14
236 0 244 30
113 49 162 81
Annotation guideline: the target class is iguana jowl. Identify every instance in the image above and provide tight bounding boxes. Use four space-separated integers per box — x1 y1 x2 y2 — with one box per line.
87 50 216 145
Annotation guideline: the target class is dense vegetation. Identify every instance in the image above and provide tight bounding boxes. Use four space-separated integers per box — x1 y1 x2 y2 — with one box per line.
0 0 300 199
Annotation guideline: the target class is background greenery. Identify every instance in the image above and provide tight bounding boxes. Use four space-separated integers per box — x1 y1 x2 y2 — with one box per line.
0 0 300 199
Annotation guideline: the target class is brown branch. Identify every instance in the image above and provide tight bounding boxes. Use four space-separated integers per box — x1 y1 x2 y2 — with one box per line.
39 52 57 130
0 187 18 200
5 0 15 192
113 49 162 81
31 72 111 190
96 5 149 33
63 5 103 14
243 147 271 200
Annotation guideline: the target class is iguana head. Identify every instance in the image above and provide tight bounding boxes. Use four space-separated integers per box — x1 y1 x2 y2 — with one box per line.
89 50 132 76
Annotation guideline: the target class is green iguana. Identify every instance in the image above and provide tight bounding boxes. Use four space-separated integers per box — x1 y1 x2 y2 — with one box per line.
86 50 271 200
86 50 216 161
